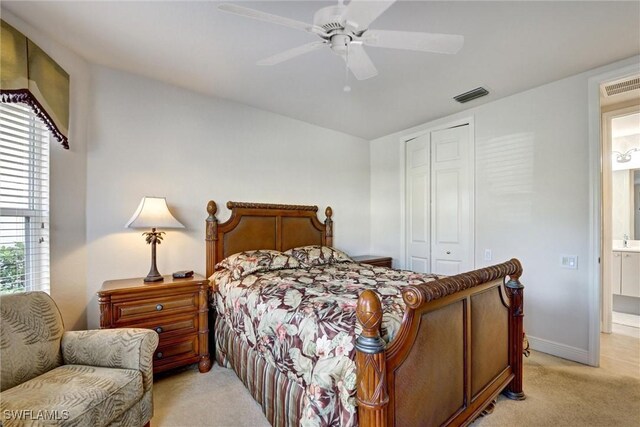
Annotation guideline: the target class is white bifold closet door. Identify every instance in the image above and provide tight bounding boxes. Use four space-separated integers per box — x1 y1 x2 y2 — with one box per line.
406 124 474 275
406 134 431 273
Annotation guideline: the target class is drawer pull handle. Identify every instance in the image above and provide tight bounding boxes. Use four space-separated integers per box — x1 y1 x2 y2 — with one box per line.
154 326 163 334
156 304 164 311
156 352 163 359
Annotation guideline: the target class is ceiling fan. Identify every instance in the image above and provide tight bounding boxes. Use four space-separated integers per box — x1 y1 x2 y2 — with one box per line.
218 0 464 90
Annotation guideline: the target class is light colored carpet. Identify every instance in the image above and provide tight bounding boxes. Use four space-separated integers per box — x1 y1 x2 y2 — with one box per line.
153 364 270 427
153 345 640 426
472 350 639 426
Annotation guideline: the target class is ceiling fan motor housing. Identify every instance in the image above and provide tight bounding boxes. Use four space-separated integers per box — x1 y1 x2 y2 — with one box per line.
313 5 355 56
313 5 347 33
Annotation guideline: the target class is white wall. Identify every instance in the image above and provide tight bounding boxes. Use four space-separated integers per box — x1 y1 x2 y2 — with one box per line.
2 10 90 330
370 56 640 359
85 66 370 328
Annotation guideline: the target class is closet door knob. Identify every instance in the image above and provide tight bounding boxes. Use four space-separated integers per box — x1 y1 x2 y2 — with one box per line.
446 251 451 255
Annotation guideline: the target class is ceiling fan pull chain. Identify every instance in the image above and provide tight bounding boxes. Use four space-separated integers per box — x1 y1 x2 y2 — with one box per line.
344 41 351 92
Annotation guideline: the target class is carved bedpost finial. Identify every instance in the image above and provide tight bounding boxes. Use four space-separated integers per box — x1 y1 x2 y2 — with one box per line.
325 206 332 219
324 206 333 246
207 200 217 218
507 258 523 281
356 290 383 341
206 201 219 242
355 290 388 425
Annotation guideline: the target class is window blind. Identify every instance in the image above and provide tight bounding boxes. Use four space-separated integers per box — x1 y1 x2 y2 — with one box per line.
0 102 50 294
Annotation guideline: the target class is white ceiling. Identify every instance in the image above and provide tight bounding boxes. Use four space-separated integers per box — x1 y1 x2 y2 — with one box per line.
4 1 640 139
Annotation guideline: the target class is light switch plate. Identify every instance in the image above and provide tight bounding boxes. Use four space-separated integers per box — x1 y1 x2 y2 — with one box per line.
561 255 578 269
484 249 492 261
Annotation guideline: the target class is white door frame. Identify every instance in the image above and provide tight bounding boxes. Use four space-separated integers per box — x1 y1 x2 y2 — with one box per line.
587 63 640 367
400 116 475 270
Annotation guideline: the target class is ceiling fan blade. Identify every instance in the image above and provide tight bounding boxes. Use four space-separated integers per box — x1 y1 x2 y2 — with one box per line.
363 30 464 54
218 3 321 34
346 43 378 80
341 0 397 31
257 41 327 66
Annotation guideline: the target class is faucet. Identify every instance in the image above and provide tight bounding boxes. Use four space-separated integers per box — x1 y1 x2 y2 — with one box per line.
623 234 629 248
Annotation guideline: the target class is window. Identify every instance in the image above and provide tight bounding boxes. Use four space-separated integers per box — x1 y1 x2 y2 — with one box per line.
0 102 50 294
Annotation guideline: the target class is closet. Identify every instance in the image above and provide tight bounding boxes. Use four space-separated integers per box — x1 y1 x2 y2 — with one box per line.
405 123 475 275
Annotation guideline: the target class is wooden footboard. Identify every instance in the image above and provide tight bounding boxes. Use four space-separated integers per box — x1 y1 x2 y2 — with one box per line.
355 259 525 427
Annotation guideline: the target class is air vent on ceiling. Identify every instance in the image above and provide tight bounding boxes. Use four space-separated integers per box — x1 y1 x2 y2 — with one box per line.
454 87 489 103
603 77 640 97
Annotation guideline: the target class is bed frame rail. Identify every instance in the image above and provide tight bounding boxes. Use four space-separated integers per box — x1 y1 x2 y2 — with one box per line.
355 259 525 426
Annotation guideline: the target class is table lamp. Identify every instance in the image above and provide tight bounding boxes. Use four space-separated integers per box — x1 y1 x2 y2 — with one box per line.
125 197 185 282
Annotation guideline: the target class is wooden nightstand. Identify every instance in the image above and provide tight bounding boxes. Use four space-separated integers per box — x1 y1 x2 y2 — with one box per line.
352 255 393 268
98 274 211 374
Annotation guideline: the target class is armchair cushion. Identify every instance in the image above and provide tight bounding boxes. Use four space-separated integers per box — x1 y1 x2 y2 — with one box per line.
0 292 64 391
61 329 158 392
0 365 142 427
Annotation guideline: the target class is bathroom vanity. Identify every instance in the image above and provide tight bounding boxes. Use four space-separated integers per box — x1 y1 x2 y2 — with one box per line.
612 245 640 298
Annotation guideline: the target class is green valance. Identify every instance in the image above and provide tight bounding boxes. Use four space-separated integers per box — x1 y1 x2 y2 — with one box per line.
1 19 70 148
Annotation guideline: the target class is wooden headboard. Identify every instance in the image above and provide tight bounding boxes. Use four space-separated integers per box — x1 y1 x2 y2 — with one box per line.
205 201 333 278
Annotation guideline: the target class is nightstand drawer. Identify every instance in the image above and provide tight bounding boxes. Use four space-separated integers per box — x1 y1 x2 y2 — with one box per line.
153 334 199 371
128 313 199 338
113 293 198 325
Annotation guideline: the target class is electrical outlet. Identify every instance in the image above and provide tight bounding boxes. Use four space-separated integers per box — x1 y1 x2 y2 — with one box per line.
484 249 492 261
561 255 578 269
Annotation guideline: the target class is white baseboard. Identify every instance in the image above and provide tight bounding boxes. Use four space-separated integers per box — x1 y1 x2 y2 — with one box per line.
527 335 590 365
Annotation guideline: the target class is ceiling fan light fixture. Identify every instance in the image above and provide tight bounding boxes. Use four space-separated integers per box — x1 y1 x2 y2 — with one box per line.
330 34 352 55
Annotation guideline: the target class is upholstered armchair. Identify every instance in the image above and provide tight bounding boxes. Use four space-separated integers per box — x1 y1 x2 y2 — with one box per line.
0 291 159 427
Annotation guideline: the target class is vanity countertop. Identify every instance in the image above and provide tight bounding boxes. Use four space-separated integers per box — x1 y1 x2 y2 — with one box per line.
613 240 640 253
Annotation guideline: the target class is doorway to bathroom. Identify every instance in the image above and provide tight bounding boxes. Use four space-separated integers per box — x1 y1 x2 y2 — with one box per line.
599 75 640 372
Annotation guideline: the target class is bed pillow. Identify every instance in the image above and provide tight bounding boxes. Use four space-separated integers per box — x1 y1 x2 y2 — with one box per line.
215 249 300 279
283 245 353 267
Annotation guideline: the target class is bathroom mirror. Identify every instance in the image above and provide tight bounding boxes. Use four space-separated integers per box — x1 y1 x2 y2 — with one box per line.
612 168 640 240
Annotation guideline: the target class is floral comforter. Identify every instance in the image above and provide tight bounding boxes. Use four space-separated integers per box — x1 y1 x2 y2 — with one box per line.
212 262 439 427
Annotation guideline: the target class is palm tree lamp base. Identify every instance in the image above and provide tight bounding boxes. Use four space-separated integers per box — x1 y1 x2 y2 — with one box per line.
143 229 164 283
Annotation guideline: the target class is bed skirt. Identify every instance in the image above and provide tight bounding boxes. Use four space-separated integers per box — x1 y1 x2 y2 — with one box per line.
215 316 305 427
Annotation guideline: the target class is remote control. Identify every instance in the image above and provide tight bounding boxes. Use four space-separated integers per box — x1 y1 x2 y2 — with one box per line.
172 270 194 279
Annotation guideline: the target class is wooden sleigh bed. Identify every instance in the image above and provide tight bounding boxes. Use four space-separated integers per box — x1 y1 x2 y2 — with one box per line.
205 201 525 427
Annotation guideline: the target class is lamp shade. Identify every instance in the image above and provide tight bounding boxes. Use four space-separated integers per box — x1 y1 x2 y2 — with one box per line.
125 197 185 229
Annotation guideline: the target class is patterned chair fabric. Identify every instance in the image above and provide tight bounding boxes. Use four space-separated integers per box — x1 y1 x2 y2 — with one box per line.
0 291 64 391
0 292 159 427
